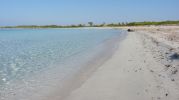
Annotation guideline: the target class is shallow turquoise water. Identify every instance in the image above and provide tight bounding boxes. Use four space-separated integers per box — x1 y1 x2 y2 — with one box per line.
0 28 124 99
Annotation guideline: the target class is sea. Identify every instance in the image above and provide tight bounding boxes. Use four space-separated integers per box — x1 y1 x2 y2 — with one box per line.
0 28 126 100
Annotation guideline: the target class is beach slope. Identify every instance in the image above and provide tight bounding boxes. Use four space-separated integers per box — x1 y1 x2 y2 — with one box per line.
64 26 179 100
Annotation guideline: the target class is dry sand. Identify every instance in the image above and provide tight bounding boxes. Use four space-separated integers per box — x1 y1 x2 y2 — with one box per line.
63 26 179 100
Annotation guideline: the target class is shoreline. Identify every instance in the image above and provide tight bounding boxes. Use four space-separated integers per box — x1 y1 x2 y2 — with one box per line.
1 26 178 100
0 29 126 100
47 30 127 100
63 26 179 100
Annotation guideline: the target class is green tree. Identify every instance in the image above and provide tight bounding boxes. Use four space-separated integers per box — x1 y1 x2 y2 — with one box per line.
88 22 93 27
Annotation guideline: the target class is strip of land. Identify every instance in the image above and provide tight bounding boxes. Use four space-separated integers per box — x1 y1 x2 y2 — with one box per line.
63 26 179 100
1 20 179 28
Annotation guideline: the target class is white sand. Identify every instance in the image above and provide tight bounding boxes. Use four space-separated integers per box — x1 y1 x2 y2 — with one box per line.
64 26 179 100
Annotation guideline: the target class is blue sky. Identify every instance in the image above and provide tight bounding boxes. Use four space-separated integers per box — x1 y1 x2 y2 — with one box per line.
0 0 179 26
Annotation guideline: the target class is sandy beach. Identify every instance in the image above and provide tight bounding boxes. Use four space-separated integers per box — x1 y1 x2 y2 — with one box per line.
1 0 178 100
63 26 179 100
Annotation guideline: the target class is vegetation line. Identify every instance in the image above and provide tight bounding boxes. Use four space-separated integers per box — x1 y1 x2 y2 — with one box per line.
1 20 179 29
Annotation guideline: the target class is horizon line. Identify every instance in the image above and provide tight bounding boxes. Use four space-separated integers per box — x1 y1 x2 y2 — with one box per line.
1 20 179 27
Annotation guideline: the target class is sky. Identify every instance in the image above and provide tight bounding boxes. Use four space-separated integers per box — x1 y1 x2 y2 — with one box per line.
0 0 179 26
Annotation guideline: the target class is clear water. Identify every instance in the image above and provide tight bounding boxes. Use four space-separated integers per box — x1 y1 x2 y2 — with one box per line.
0 28 124 99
